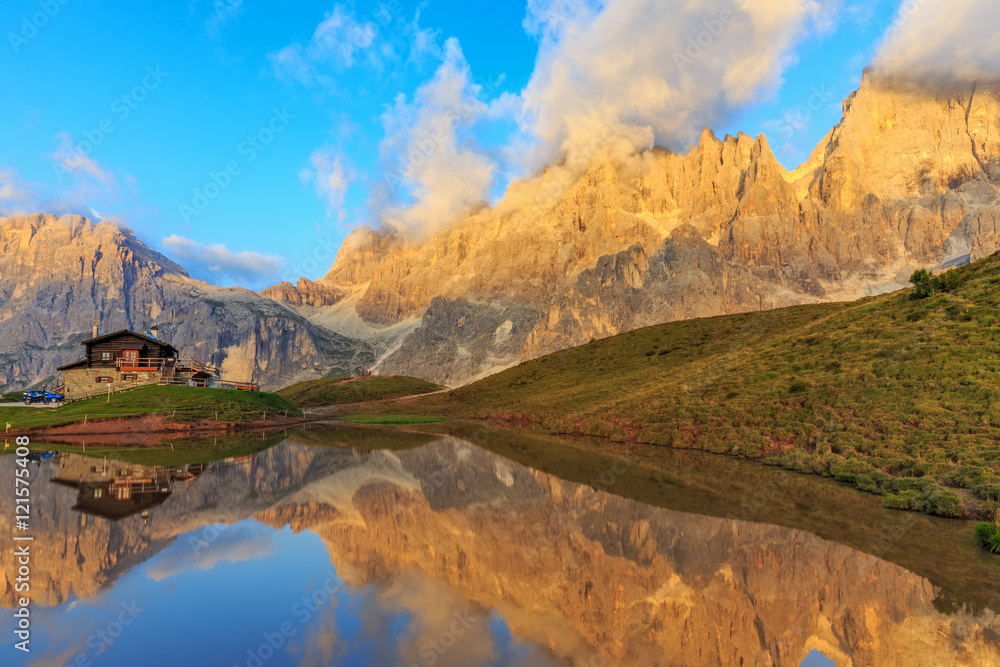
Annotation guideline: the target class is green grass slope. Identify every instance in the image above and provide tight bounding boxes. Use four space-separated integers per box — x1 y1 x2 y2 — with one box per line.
0 386 300 431
407 252 1000 518
277 375 444 408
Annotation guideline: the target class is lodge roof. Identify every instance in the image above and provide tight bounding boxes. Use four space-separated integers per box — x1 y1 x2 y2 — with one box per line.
81 329 178 354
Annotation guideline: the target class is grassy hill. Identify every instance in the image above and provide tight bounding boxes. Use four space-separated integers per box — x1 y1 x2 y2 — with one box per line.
398 252 1000 519
277 375 444 408
0 386 300 431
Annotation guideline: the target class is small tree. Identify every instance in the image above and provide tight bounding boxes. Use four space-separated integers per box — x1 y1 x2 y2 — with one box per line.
909 268 934 299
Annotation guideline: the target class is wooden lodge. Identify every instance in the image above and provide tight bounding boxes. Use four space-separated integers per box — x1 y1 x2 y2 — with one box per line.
56 325 258 399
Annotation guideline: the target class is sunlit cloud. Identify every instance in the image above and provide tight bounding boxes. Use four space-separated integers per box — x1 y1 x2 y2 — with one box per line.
512 0 840 173
373 38 497 238
873 0 1000 84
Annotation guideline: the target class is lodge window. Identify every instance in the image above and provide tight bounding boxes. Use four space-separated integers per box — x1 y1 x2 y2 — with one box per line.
101 352 111 361
93 489 103 499
95 376 112 383
122 373 136 381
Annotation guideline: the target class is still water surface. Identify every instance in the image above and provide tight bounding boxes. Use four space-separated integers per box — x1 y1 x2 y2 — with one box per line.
1 427 998 666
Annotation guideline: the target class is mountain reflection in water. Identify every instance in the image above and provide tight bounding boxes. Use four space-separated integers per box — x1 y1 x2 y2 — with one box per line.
1 433 998 667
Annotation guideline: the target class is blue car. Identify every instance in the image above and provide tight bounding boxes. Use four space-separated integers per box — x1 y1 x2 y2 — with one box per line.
22 390 63 405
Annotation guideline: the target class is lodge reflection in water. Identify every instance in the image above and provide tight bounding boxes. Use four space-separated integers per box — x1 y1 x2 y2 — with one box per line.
49 453 254 521
2 434 999 667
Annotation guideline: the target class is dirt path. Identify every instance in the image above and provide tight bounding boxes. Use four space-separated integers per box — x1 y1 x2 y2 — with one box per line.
0 402 63 409
303 387 452 416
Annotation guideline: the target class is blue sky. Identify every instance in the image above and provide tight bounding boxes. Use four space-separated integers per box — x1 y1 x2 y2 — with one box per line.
0 1 909 288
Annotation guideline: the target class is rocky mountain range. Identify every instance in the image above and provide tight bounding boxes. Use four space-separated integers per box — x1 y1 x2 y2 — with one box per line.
3 70 1000 389
269 71 1000 384
0 214 372 391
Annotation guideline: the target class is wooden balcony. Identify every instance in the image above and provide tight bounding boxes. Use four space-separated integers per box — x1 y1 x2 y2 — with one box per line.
114 358 165 371
115 357 220 376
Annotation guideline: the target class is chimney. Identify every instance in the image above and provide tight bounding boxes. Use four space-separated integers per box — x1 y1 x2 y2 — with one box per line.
150 324 158 339
92 324 99 339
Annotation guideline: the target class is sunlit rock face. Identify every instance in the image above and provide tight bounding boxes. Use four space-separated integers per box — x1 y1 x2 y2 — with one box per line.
264 73 1000 384
7 75 998 389
4 439 996 666
0 214 371 390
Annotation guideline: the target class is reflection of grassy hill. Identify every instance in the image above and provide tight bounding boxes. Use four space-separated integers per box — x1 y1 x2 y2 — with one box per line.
0 386 301 431
415 420 1000 614
287 422 437 451
402 253 1000 519
277 375 443 408
28 431 289 467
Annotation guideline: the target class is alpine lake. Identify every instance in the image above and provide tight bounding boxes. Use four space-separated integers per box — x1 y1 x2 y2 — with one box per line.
2 421 998 667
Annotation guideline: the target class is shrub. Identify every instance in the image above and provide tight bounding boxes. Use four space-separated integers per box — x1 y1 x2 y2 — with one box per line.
788 379 808 393
973 523 1000 554
883 492 920 511
909 268 935 298
924 488 965 518
909 267 966 299
935 269 965 293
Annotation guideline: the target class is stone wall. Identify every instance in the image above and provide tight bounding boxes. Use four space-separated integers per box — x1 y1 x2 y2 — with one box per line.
62 367 160 398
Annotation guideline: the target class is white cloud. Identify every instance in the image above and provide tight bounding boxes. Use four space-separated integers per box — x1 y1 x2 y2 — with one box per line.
513 0 838 173
405 7 441 66
146 523 277 582
873 0 1000 84
0 168 42 216
269 3 430 85
269 43 316 86
299 146 354 219
375 38 496 238
204 0 244 38
50 132 116 185
0 165 118 219
162 234 285 286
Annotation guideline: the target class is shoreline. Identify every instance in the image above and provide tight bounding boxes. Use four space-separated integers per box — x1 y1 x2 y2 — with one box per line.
6 412 310 440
